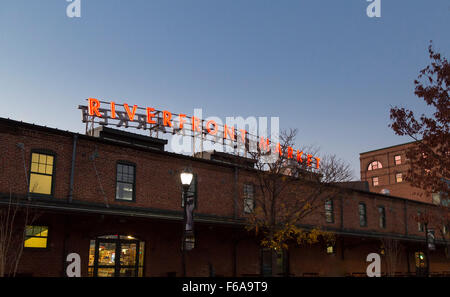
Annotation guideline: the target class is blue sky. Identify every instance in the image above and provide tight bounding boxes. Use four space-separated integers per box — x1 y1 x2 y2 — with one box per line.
0 0 449 178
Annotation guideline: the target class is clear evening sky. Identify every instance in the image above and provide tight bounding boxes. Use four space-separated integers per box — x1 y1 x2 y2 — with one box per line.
0 0 449 178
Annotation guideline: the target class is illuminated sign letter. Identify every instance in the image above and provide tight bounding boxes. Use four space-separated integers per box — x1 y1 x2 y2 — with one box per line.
146 107 156 124
275 143 282 157
224 125 235 141
163 110 173 127
110 102 116 119
287 146 293 159
123 104 138 121
296 150 303 163
259 137 270 152
88 98 102 117
307 154 313 167
206 120 218 135
178 114 186 129
315 157 321 169
240 129 247 143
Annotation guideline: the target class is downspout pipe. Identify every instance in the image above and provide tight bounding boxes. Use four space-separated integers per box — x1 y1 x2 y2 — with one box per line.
234 166 238 219
68 135 78 203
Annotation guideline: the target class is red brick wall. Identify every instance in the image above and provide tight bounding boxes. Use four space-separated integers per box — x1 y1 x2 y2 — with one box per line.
2 120 450 276
360 143 431 203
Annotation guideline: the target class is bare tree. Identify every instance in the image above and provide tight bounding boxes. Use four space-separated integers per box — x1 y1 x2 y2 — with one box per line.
380 238 403 277
245 129 353 275
0 144 40 277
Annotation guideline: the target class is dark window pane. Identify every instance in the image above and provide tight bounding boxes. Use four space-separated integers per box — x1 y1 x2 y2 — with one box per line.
325 200 334 223
359 203 366 226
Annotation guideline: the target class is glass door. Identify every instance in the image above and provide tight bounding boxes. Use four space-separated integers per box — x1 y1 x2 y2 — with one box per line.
119 241 139 277
89 235 145 277
94 240 117 277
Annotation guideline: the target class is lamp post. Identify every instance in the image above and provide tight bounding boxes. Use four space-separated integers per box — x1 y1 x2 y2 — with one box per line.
180 168 194 277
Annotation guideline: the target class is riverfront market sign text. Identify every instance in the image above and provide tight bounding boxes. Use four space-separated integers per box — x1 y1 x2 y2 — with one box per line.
79 98 321 169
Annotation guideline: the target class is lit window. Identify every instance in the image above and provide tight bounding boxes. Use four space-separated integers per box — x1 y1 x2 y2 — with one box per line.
116 163 135 201
378 206 386 229
372 177 379 186
394 155 401 165
243 184 254 214
325 200 334 223
395 173 403 183
359 203 367 227
24 226 48 248
326 245 334 254
29 152 55 195
368 161 382 171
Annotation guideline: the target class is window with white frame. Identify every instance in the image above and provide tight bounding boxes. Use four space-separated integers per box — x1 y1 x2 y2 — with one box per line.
372 176 379 186
395 172 403 183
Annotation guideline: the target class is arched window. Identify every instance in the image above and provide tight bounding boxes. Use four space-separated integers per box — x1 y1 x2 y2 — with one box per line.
367 161 382 171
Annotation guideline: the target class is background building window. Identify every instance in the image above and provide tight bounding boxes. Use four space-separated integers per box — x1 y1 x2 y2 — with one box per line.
394 155 402 165
378 206 386 229
243 184 254 214
395 173 403 183
116 163 135 201
432 193 441 205
372 176 379 186
359 203 367 227
432 192 449 206
325 199 334 223
29 152 54 195
368 161 382 171
24 225 48 248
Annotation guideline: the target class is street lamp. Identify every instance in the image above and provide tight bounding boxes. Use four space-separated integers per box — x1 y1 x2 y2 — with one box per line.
180 168 194 277
180 170 194 191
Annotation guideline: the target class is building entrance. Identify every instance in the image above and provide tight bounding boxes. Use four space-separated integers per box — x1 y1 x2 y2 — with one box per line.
88 235 145 277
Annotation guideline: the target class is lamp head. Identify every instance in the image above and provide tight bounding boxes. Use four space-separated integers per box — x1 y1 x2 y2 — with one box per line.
180 168 193 188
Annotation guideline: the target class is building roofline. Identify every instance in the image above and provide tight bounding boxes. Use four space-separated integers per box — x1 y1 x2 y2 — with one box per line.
359 140 418 155
0 116 440 207
0 116 255 171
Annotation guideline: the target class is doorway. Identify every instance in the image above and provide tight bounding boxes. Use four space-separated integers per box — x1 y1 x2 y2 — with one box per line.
88 235 145 277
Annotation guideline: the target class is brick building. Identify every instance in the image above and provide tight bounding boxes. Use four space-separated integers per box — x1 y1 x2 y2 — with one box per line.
360 142 448 205
1 117 449 277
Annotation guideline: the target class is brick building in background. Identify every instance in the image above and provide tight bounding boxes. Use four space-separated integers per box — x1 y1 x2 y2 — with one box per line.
1 117 450 277
360 142 448 205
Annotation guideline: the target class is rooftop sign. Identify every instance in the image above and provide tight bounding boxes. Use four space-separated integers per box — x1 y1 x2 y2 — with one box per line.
79 98 320 169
